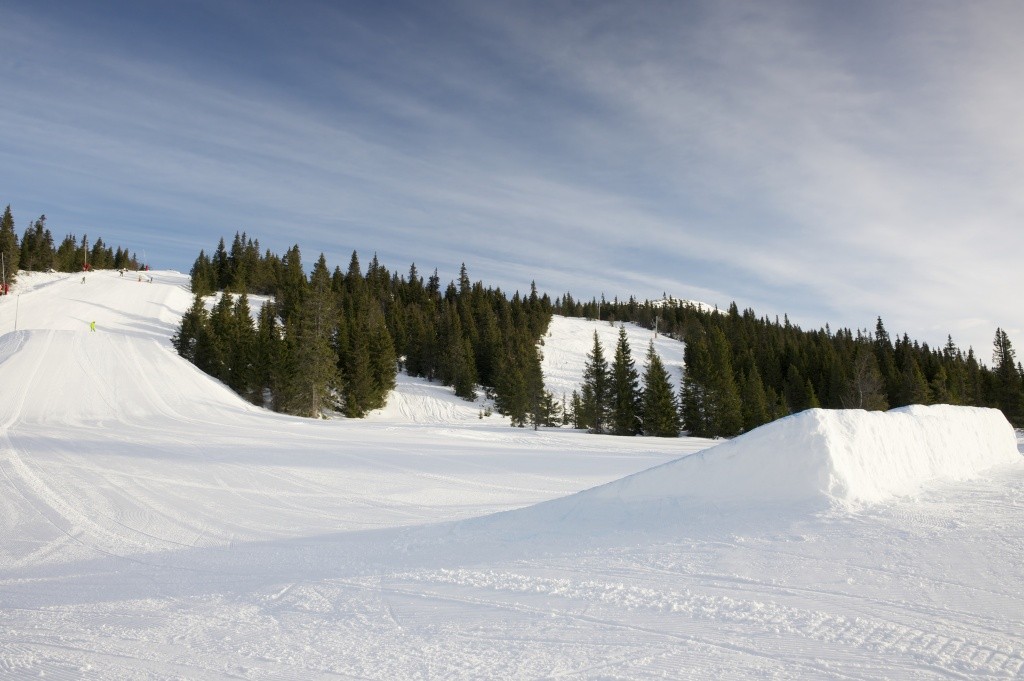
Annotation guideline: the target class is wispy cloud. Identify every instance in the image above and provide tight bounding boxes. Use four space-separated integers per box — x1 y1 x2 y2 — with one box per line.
1 1 1022 354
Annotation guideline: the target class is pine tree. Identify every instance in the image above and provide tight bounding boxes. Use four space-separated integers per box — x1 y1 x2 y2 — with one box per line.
680 332 712 436
341 314 374 417
213 238 231 290
609 326 641 435
276 245 306 325
494 347 528 426
580 331 611 433
252 301 281 407
0 205 19 289
640 341 680 437
189 250 216 296
172 294 222 377
227 292 258 399
366 305 398 410
569 389 584 429
280 254 340 417
992 328 1024 426
893 352 930 407
707 327 743 436
740 364 769 432
682 326 742 437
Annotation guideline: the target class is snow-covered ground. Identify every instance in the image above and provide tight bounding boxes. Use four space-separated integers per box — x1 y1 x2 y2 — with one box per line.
540 314 685 403
0 270 1022 679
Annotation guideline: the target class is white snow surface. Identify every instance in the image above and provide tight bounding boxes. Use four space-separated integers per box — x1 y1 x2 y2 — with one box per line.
584 404 1020 510
0 269 1023 680
541 314 685 401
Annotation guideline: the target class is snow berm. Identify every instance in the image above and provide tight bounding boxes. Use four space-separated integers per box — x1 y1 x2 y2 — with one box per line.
587 404 1019 509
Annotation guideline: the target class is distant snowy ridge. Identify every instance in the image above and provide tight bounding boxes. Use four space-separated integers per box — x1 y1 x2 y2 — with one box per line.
647 295 716 313
586 404 1020 510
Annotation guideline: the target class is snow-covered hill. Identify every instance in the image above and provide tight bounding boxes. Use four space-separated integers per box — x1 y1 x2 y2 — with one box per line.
541 314 685 401
0 270 1022 679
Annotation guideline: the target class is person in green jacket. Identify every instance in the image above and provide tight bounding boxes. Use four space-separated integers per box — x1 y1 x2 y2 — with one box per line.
90 321 96 332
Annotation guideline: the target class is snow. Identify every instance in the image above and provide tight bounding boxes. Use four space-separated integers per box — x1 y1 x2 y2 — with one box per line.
578 404 1021 511
0 269 1023 679
541 314 685 400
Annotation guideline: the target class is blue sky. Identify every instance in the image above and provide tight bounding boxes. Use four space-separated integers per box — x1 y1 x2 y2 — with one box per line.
2 0 1022 357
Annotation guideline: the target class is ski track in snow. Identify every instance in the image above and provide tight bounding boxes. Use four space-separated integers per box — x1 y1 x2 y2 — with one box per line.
0 270 1022 679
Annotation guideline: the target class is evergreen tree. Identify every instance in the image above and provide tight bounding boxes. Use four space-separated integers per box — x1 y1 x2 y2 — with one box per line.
609 326 641 435
0 205 18 288
893 352 930 407
992 328 1024 425
172 295 219 375
189 250 216 296
213 238 230 290
367 307 397 409
279 254 339 417
20 215 55 271
640 341 680 437
707 327 743 436
494 346 529 426
680 332 712 436
252 301 281 407
227 292 258 399
341 313 374 417
580 331 611 433
569 389 584 429
276 245 306 325
740 364 769 432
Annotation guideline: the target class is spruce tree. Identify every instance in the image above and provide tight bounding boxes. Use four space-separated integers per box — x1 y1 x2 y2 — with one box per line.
228 292 258 399
894 352 930 407
640 341 680 437
252 301 281 407
609 325 641 435
740 364 769 432
282 254 340 417
494 347 529 426
569 389 584 429
680 333 712 436
992 328 1024 425
580 331 611 433
707 326 743 436
366 306 398 410
0 205 19 288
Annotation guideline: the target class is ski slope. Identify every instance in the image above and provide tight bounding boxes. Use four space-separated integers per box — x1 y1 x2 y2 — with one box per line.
1 270 1023 679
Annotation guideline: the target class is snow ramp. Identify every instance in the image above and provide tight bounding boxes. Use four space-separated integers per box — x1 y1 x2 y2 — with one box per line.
0 329 257 428
584 405 1021 510
471 405 1023 537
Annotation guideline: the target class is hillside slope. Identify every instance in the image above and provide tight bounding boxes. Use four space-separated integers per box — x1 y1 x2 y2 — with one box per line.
0 269 1022 679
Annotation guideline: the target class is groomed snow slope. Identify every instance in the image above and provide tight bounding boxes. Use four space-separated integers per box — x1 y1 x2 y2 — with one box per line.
1 269 1023 679
541 314 685 400
585 404 1021 510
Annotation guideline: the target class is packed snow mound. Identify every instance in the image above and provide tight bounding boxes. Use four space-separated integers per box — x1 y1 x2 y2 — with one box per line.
586 405 1021 510
0 329 258 428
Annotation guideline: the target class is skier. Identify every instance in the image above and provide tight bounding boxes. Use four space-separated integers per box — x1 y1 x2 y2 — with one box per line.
90 321 96 332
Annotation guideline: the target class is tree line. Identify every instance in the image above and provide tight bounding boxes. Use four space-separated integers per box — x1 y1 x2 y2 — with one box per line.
557 295 1024 435
174 233 554 421
566 327 682 437
0 206 141 286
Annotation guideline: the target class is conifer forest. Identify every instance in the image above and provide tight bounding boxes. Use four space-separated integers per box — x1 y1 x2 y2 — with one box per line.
2 207 1021 437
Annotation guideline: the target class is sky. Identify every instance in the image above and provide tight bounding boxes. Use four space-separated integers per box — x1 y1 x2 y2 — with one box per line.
2 0 1022 357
